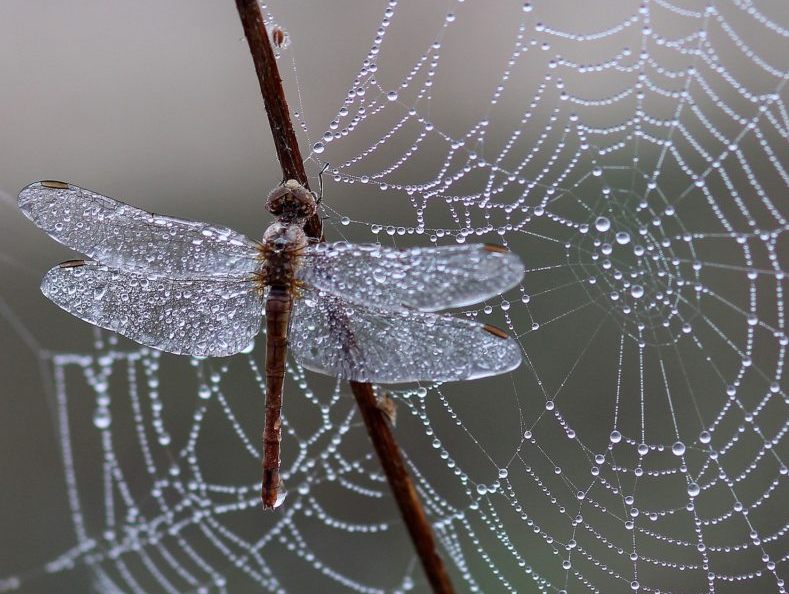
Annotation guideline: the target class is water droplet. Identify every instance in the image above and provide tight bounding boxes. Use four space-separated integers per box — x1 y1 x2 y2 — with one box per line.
631 285 644 299
687 483 700 497
595 217 611 232
476 484 488 495
387 90 398 101
341 216 351 226
93 407 111 429
615 231 631 245
522 3 532 11
198 385 212 400
313 142 325 154
699 431 711 444
672 441 686 456
610 430 622 443
273 488 288 508
498 468 509 479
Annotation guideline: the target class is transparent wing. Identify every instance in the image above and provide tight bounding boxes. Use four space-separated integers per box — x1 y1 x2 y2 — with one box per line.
42 261 263 357
19 181 262 278
297 242 524 311
290 288 522 383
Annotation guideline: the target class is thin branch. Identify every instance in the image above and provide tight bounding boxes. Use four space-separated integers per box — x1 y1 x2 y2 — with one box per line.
234 0 322 240
233 1 455 592
350 382 455 594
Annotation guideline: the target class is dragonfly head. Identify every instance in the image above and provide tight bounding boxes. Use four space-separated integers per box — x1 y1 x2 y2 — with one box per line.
266 179 317 221
263 222 307 254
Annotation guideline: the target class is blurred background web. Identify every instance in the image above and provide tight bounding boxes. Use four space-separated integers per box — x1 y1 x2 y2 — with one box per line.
1 0 789 592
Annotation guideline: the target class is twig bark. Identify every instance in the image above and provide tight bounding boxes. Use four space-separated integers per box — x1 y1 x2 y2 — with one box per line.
350 382 455 594
233 1 455 592
234 0 322 241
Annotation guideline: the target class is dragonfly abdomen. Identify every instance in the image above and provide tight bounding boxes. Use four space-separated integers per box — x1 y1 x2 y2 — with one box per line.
258 222 306 510
262 284 292 509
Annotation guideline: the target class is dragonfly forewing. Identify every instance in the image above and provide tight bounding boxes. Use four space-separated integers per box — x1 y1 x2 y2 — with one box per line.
42 261 264 357
19 181 262 278
290 287 522 383
298 243 524 312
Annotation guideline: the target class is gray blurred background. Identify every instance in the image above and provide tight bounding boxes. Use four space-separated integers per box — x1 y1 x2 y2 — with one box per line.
2 1 789 593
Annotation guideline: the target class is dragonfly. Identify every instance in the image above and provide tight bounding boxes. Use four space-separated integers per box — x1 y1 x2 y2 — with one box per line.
18 179 525 509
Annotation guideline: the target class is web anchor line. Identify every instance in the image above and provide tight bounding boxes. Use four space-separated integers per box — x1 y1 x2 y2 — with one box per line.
233 1 455 592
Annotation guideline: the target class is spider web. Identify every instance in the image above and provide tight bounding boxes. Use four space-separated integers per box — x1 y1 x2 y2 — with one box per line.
2 0 789 593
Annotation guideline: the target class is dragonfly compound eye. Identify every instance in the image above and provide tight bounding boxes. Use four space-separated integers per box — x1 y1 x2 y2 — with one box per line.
266 180 317 219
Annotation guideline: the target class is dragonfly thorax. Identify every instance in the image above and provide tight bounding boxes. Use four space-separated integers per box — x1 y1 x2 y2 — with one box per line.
262 222 307 253
266 179 317 221
259 222 306 290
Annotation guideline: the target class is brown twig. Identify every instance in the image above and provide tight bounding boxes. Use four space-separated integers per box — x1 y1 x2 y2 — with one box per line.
234 0 322 241
350 382 455 593
233 1 455 591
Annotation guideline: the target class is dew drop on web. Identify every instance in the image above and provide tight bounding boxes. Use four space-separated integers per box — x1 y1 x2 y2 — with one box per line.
93 407 111 429
595 216 611 232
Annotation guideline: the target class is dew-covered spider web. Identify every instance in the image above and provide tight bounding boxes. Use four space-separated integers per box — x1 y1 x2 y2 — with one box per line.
2 0 789 592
